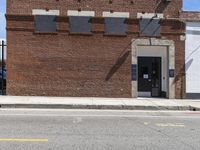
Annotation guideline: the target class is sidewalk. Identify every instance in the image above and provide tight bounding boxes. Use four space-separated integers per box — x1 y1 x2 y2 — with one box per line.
0 96 200 111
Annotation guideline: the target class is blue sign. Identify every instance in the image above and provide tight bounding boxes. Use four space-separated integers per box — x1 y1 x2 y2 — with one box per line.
132 64 137 81
169 69 175 78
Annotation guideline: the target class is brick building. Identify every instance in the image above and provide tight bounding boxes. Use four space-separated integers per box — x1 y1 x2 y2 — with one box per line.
6 0 185 98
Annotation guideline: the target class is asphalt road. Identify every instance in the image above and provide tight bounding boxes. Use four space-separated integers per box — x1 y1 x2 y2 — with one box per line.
0 109 200 150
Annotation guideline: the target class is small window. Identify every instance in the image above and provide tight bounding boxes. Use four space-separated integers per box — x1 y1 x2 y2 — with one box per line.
139 19 160 36
69 16 92 33
105 18 127 35
35 15 57 33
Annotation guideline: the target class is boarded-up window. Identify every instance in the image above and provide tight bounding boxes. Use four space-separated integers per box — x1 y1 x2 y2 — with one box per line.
69 16 92 33
105 18 127 35
139 19 160 36
35 15 57 33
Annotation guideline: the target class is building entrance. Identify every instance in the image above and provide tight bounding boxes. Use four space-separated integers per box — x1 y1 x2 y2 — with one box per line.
138 57 161 97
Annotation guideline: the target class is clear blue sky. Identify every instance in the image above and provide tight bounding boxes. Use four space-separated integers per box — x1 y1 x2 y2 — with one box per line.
184 0 200 11
0 0 200 39
0 0 6 39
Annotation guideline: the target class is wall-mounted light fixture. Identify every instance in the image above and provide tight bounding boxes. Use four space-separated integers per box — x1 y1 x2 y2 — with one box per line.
78 8 81 12
130 1 134 4
163 0 171 2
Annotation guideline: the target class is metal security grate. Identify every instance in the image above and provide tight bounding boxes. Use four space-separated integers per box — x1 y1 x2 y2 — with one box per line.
105 18 127 35
35 15 57 33
139 19 161 37
69 16 92 33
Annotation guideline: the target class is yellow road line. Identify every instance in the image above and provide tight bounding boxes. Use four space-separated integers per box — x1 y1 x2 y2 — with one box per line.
144 122 150 126
0 138 48 142
156 123 185 127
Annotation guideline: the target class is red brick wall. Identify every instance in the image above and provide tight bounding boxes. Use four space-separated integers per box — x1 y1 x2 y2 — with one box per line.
7 0 182 18
6 0 185 98
181 11 200 21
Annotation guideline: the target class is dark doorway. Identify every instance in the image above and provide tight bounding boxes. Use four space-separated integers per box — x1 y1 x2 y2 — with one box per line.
138 57 161 97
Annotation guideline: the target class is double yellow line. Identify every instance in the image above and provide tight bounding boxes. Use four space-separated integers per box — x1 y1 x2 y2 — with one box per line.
0 138 48 142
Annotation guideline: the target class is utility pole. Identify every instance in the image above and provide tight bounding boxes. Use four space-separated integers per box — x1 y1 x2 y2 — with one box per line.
1 40 5 95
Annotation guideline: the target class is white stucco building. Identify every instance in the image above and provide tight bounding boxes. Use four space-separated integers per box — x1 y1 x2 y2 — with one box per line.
183 12 200 98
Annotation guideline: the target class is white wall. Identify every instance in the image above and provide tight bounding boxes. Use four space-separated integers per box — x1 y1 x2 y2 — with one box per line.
137 46 168 93
32 9 60 16
186 22 200 93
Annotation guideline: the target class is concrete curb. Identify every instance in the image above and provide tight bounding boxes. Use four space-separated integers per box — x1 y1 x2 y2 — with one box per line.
0 103 199 111
0 96 200 111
